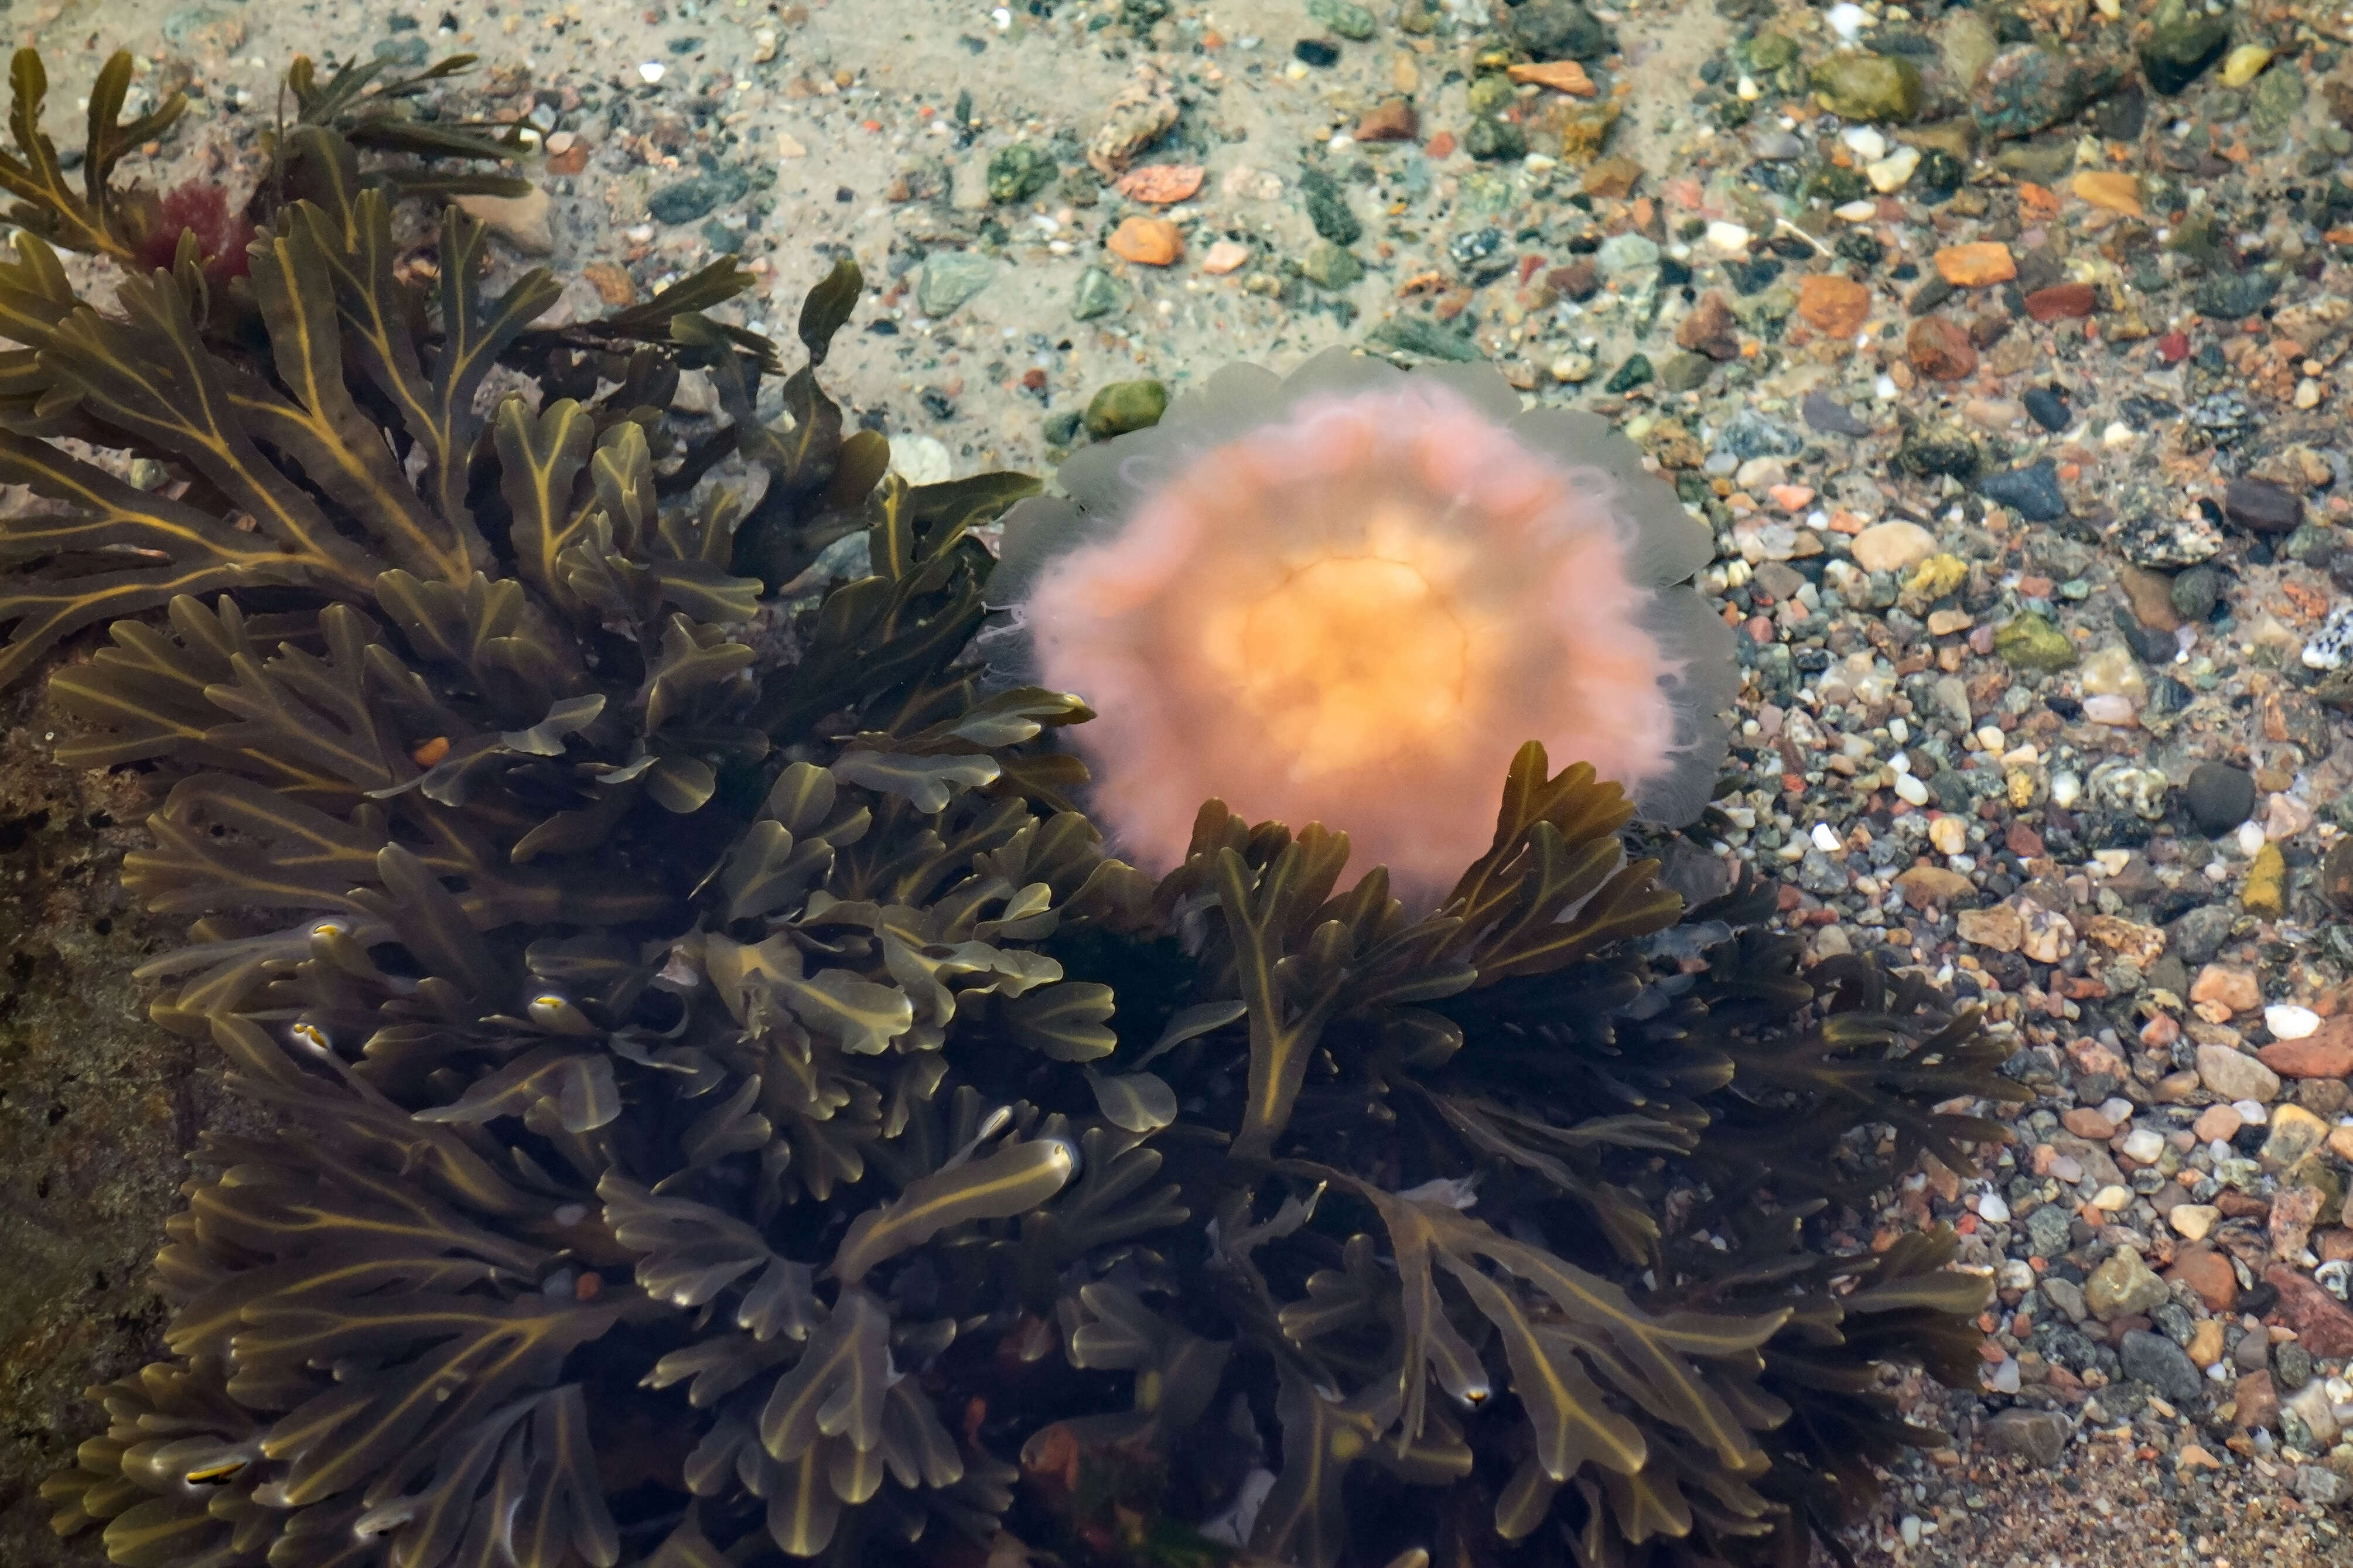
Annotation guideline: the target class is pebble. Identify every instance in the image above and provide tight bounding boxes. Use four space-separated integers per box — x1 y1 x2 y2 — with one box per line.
1849 520 1937 573
1083 380 1169 437
917 251 998 317
1107 217 1183 266
2184 762 2256 836
453 187 555 256
1978 460 2067 522
1934 241 2017 286
1797 274 1873 337
2072 170 2144 216
2194 1043 2281 1103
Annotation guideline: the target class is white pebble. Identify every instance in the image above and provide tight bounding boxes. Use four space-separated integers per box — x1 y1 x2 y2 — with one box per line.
2080 694 2136 726
2121 1128 2166 1164
2049 770 2082 808
1899 1515 1922 1548
2236 821 2268 856
1705 220 1754 253
1894 772 1929 807
2233 1099 2269 1125
2266 1005 2322 1041
1842 127 1888 160
1987 1357 2021 1393
1978 1191 2010 1224
637 61 666 83
1828 2 1869 40
1866 145 1920 193
1833 199 1879 223
1811 823 1843 852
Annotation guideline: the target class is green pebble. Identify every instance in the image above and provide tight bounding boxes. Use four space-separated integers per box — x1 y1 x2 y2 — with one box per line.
1746 33 1798 73
1467 75 1515 117
1307 0 1379 42
986 143 1056 204
1993 612 2078 672
1043 409 1084 446
1603 353 1654 394
1366 315 1483 361
1808 53 1924 123
2249 64 2307 138
1083 380 1169 438
1464 117 1529 162
1300 240 1364 290
1071 265 1126 321
1305 188 1362 246
917 251 998 318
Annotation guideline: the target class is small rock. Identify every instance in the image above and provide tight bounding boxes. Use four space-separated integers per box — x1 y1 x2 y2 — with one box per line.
2235 1369 2280 1430
2243 843 2286 917
2264 1265 2353 1357
1847 520 1938 576
2260 1104 2331 1171
1596 234 1661 275
2166 1245 2238 1312
2072 170 2144 216
1071 266 1127 320
2023 282 2097 322
2023 385 2071 431
1896 424 1980 479
2193 1104 2244 1143
2185 763 2256 836
1810 53 1925 123
2140 0 2231 95
1355 98 1420 141
1986 1408 2070 1466
1508 60 1600 96
1115 164 1205 204
2260 1022 2353 1081
454 187 556 256
1972 43 2126 140
1299 240 1364 290
2222 477 2303 536
1107 217 1183 266
2195 1043 2280 1102
1603 354 1654 394
1306 0 1379 41
2293 1465 2348 1507
1956 904 2025 952
648 167 750 225
1979 460 2067 521
2219 43 2273 88
986 143 1057 204
1993 614 2077 672
2171 563 2221 622
1511 0 1613 62
2170 1204 2220 1241
917 251 998 317
1802 390 1873 436
1293 37 1341 67
2085 1246 2170 1320
1797 273 1873 337
1676 291 1743 360
1201 240 1251 276
1582 156 1645 199
1934 241 2017 287
1087 72 1180 176
1901 315 1976 379
1082 380 1169 438
2120 1329 2205 1402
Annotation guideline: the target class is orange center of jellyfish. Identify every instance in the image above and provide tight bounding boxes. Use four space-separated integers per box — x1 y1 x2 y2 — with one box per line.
1194 508 1478 778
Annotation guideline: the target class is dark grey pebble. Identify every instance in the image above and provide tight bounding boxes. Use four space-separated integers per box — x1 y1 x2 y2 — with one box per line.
2023 385 2070 431
2119 1329 2204 1403
2184 761 2256 837
1979 459 2067 521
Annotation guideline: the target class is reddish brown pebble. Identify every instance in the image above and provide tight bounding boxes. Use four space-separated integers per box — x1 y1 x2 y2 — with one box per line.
1675 291 1741 360
2022 282 2097 321
1114 164 1204 204
2164 1245 2238 1312
2234 1369 2279 1431
1354 98 1420 142
1907 316 1978 380
2157 331 2190 363
1425 129 1457 159
575 1271 604 1301
1797 273 1873 338
2264 1264 2353 1357
410 736 451 767
2258 1023 2353 1079
2061 1108 2117 1140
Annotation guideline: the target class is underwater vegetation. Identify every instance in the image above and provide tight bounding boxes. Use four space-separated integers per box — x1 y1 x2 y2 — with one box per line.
0 45 2017 1568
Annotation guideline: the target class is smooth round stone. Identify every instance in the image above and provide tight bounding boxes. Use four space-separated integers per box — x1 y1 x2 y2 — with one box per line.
2267 1005 2322 1040
2120 1128 2166 1164
1978 1191 2011 1224
2232 1099 2270 1125
2185 761 2257 836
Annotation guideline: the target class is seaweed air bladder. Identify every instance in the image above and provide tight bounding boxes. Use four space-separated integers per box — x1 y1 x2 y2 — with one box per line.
989 347 1738 903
